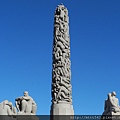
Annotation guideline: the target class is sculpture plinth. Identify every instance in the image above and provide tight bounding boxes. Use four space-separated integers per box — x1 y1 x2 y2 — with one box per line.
50 4 74 116
50 103 74 115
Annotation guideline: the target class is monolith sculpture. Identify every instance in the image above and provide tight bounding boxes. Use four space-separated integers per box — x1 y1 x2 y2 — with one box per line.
50 4 74 115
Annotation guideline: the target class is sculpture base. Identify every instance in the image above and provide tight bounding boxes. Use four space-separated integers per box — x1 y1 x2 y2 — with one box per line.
50 103 74 115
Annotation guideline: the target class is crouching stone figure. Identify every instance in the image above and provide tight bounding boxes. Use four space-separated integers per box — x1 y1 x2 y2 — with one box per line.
102 91 120 116
0 100 17 116
15 91 37 115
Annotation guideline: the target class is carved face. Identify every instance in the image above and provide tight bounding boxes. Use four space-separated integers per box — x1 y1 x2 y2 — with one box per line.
3 100 9 105
24 91 28 97
112 91 116 96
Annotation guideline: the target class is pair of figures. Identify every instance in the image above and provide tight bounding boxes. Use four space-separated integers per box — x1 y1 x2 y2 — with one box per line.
0 91 37 115
102 91 120 115
0 100 17 116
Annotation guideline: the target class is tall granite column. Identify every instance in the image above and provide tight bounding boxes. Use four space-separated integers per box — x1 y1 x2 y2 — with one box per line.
50 4 74 115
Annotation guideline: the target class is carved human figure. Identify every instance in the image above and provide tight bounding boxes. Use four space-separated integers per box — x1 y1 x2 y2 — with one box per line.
8 102 17 117
56 83 72 103
109 91 120 113
3 100 12 115
15 91 37 115
0 100 17 116
102 91 120 116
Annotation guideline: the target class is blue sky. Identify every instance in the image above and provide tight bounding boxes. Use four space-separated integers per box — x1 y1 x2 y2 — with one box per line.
0 0 120 115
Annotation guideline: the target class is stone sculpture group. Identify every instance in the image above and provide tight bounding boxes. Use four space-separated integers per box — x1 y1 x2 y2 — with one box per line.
102 91 120 115
0 100 17 116
0 91 37 116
